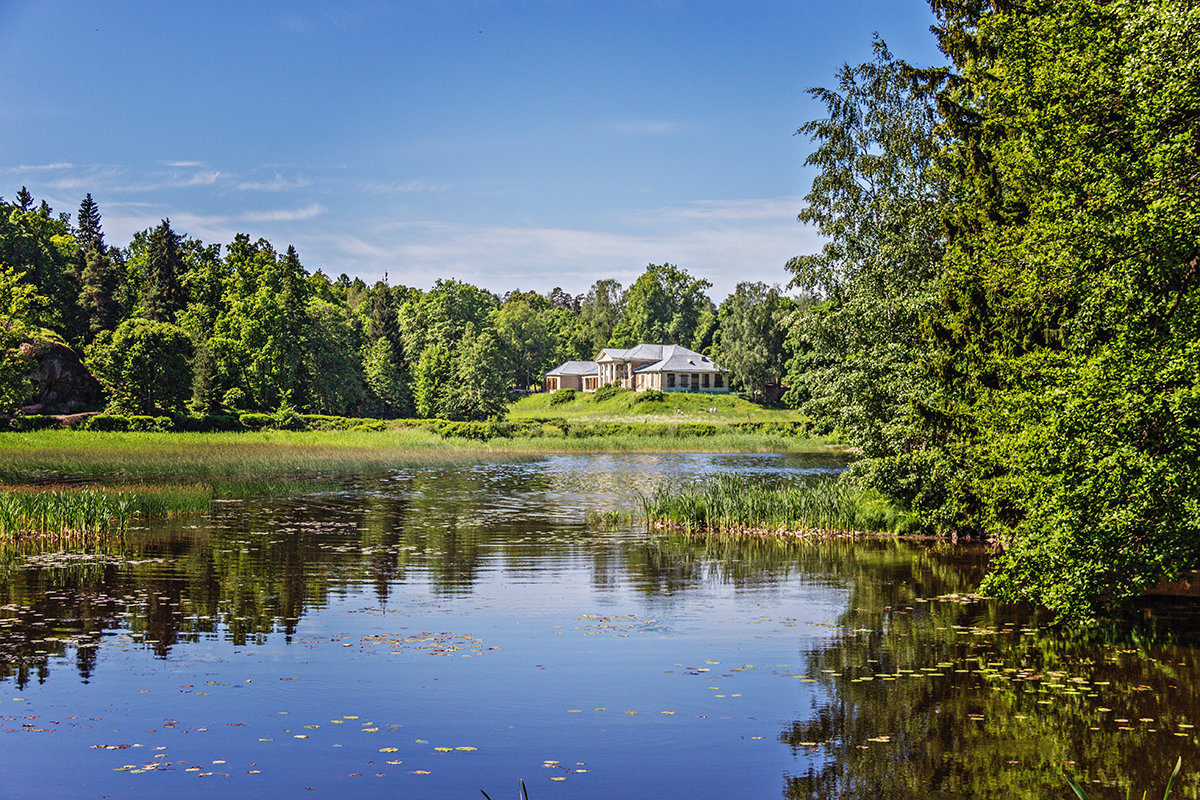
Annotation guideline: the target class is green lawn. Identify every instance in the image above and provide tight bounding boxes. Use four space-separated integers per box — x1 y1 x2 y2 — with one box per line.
508 389 803 424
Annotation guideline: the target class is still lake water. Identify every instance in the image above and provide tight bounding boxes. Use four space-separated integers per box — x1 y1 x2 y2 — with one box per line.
1 453 1198 799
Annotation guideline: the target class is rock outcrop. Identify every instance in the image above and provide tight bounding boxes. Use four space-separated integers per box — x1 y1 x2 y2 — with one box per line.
19 338 103 415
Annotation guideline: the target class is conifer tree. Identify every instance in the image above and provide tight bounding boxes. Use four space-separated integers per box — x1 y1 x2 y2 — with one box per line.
142 219 186 323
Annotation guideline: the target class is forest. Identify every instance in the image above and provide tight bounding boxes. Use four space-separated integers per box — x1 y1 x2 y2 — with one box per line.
3 0 1199 620
0 189 794 423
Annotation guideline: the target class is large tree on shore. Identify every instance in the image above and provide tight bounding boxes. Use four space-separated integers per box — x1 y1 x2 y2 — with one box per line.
921 0 1200 617
785 41 948 518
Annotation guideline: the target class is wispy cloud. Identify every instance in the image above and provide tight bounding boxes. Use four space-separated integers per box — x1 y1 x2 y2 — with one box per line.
173 170 221 187
238 173 312 191
324 199 819 297
361 179 451 194
242 204 326 223
607 119 682 136
653 197 803 222
8 162 74 172
164 160 204 168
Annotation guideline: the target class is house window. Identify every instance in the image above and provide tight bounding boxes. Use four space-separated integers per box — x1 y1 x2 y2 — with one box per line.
714 373 724 388
702 373 710 388
680 374 690 389
667 373 675 388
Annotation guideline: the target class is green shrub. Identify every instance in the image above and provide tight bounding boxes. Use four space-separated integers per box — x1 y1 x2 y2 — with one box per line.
549 388 577 406
173 414 243 432
239 412 271 431
9 412 59 431
301 414 379 431
592 382 627 403
10 414 61 432
351 420 388 432
80 414 131 432
634 389 667 404
126 415 172 432
438 420 494 440
222 387 247 413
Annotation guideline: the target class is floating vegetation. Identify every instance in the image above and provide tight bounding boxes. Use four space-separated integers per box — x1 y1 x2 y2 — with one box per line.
0 484 211 546
584 508 638 530
640 473 918 536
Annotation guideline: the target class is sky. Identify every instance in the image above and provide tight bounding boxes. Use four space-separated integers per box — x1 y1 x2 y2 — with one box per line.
0 0 946 301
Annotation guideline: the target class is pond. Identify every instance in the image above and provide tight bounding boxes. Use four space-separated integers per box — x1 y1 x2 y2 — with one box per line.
1 453 1197 799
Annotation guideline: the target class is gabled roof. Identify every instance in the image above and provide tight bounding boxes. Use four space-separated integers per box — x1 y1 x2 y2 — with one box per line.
594 343 725 373
634 346 724 374
545 360 599 377
595 343 672 363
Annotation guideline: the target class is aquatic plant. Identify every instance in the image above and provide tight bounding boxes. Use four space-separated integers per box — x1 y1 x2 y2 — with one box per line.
0 484 211 544
640 473 917 536
1065 756 1181 800
480 778 528 800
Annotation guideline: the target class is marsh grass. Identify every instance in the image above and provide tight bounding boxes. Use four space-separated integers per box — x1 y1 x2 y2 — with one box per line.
585 508 639 529
0 483 211 545
0 429 841 486
640 473 918 537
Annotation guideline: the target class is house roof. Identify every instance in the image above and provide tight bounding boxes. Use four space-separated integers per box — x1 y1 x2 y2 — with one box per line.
634 346 724 374
545 360 599 377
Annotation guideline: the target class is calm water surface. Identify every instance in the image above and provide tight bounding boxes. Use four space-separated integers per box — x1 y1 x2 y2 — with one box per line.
1 454 1198 799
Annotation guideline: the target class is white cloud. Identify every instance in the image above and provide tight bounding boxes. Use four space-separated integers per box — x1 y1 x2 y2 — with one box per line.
317 198 819 298
238 173 312 191
361 179 451 194
242 204 326 223
174 170 221 187
164 160 205 168
8 162 73 172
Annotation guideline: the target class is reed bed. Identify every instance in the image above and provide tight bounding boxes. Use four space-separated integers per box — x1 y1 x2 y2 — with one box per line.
640 473 916 537
0 484 211 545
0 429 841 486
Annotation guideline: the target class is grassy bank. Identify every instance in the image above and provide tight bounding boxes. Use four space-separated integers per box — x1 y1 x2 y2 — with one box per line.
640 473 916 537
0 427 843 485
508 389 803 424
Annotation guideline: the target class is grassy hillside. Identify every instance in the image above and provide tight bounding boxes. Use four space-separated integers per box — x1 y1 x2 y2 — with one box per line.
508 388 804 424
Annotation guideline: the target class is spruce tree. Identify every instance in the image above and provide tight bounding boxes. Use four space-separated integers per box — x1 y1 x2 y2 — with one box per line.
142 219 186 322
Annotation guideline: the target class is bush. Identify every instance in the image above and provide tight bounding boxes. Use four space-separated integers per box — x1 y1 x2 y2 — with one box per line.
173 414 243 432
438 420 494 440
549 388 577 406
239 412 271 431
351 420 388 432
126 415 172 432
634 389 667 404
222 387 247 413
79 414 131 432
592 382 627 403
9 414 61 432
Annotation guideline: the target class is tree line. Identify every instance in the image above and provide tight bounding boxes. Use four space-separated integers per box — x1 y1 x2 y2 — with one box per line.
0 191 795 421
784 0 1200 618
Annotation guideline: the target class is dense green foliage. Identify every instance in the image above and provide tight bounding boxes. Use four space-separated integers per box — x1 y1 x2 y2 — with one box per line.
785 1 1200 618
0 195 794 420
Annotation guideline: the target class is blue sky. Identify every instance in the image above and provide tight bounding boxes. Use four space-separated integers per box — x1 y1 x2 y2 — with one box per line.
0 1 945 300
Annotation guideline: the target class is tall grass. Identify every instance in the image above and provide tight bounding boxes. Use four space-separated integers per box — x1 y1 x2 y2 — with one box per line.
0 484 211 545
640 473 918 536
0 429 842 486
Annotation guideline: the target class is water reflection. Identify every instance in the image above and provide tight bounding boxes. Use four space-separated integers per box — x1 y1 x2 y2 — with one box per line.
0 454 1198 800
